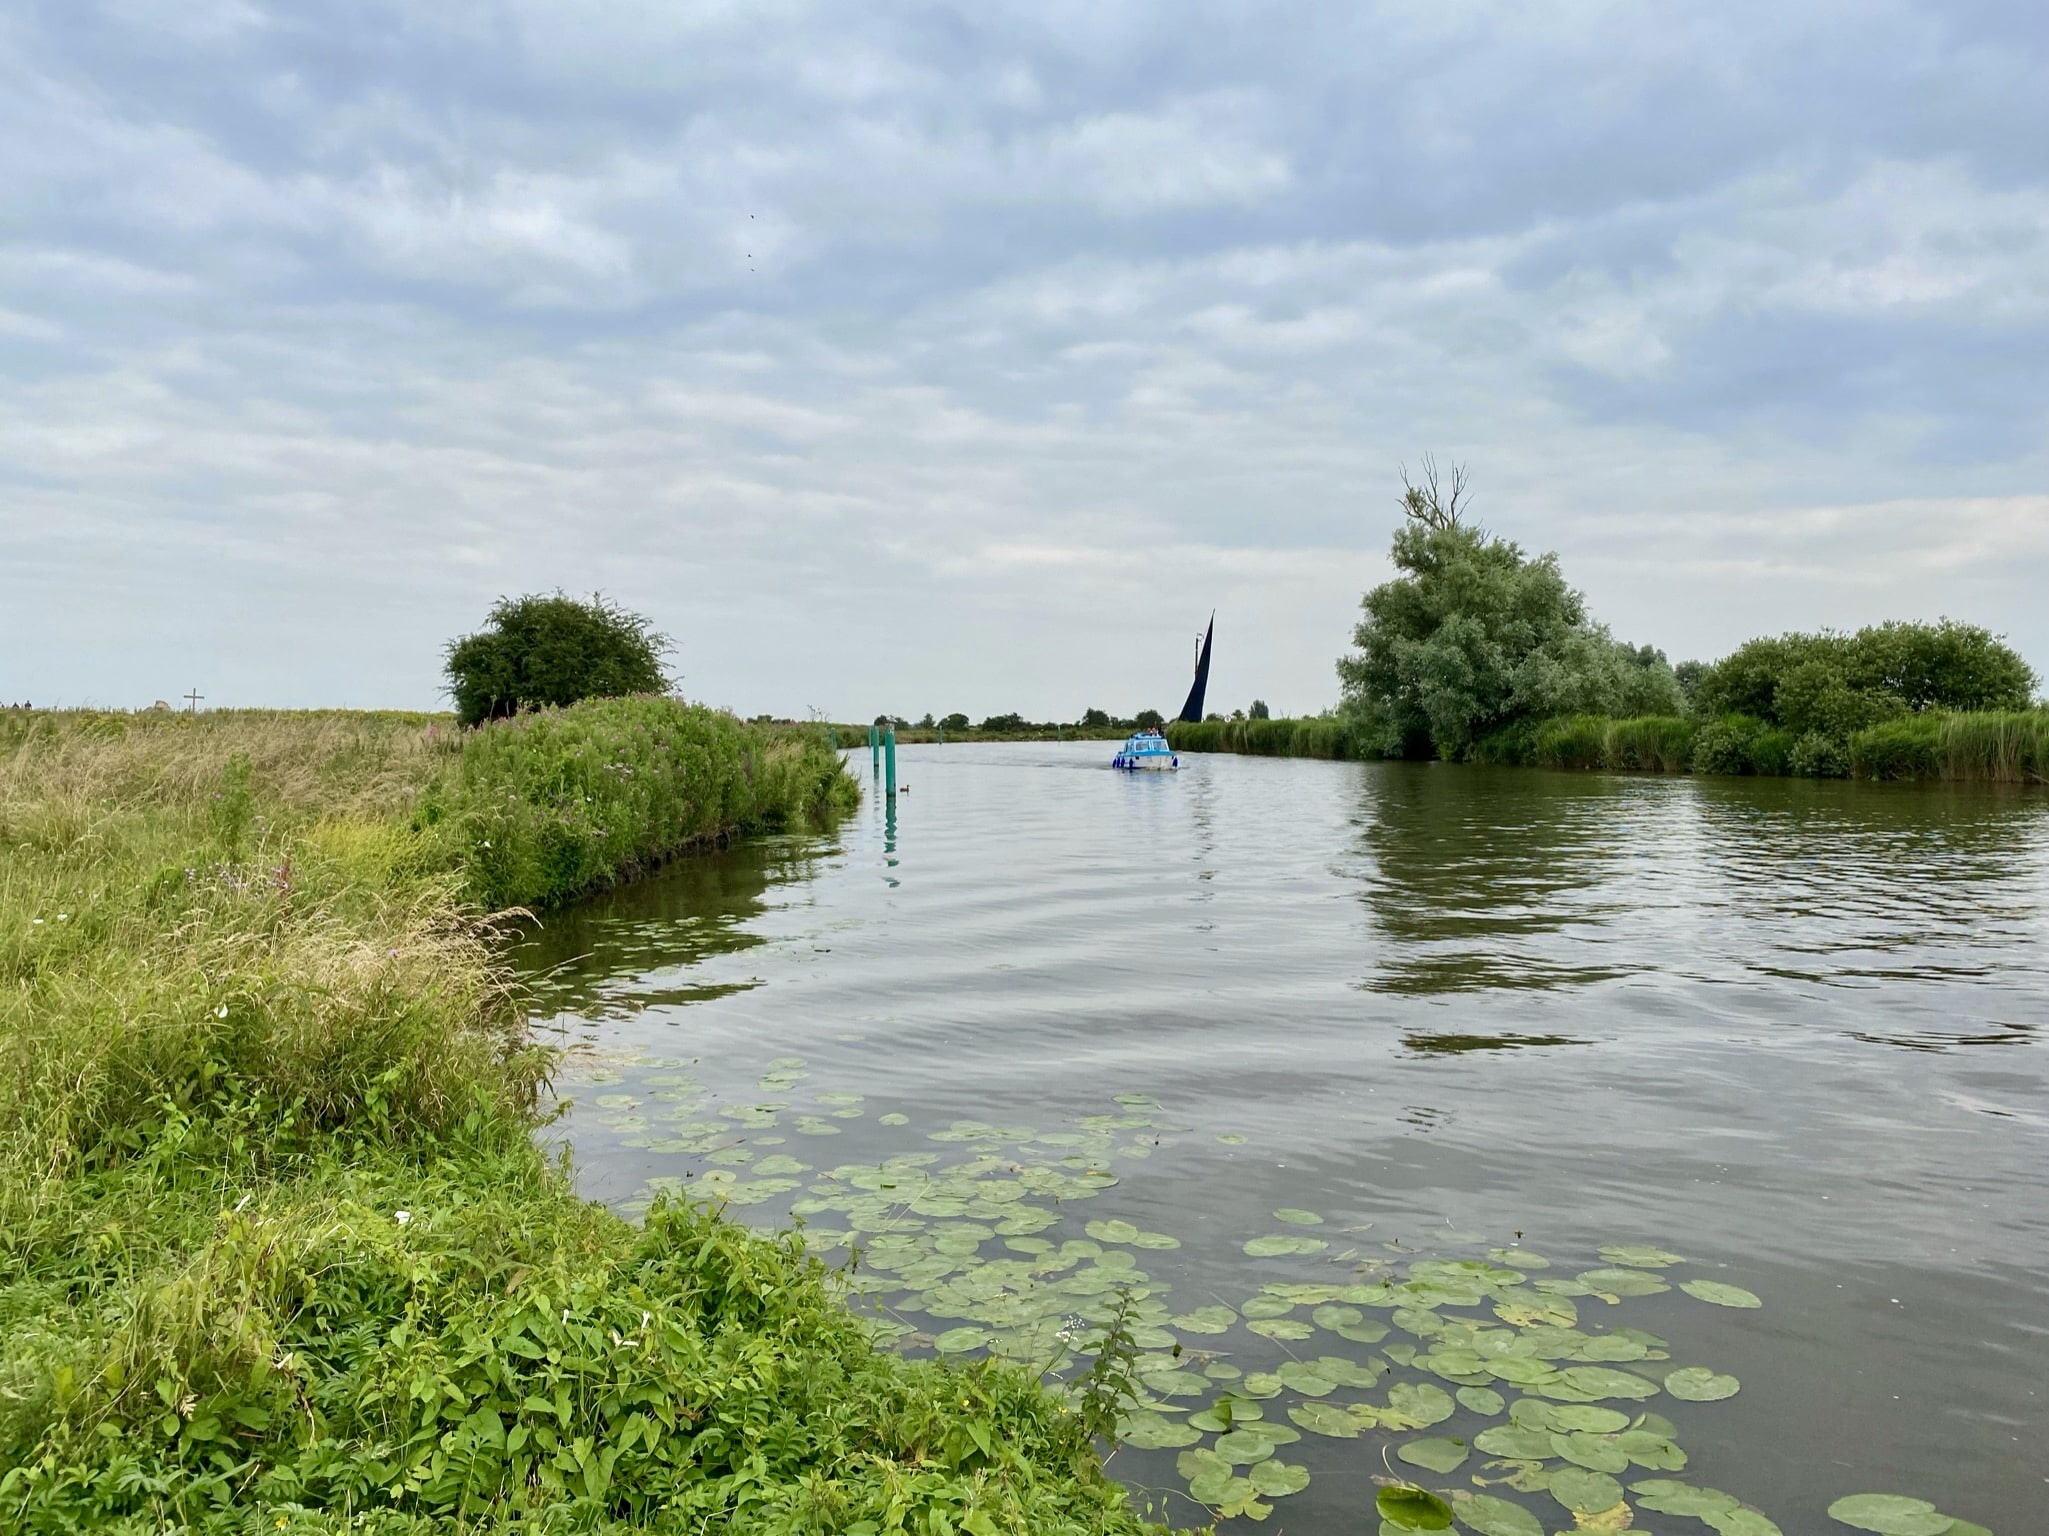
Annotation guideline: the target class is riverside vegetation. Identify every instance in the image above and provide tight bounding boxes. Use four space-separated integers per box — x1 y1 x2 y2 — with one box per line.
0 700 1156 1534
1173 464 2044 783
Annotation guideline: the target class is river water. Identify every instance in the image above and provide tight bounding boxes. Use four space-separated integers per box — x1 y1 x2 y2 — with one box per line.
515 743 2048 1534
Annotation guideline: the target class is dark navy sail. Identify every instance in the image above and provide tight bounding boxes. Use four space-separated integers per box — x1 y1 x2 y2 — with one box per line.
1177 615 1213 723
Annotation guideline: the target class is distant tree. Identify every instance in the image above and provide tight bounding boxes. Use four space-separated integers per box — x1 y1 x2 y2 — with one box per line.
917 713 935 728
980 712 1027 732
1248 699 1271 720
1206 712 1226 722
1081 706 1111 728
444 592 669 728
1673 660 1706 706
1337 469 1661 759
941 712 971 732
1134 708 1165 731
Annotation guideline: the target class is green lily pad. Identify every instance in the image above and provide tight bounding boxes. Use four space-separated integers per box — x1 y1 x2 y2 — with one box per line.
1248 1459 1311 1498
1274 1208 1324 1225
878 1112 910 1126
932 1326 989 1353
1538 1404 1620 1433
1119 1414 1202 1449
1378 1485 1455 1531
1172 1305 1237 1334
1245 1233 1328 1258
1085 1218 1140 1244
1825 1494 1957 1536
1705 1510 1785 1536
1276 1361 1337 1396
1238 1372 1285 1399
1665 1367 1740 1402
1288 1400 1362 1438
1552 1430 1630 1474
1548 1467 1624 1514
1632 1481 1741 1517
1312 1354 1385 1388
1456 1386 1506 1416
1247 1317 1314 1341
1313 1303 1363 1329
1213 1429 1279 1465
1337 1318 1393 1344
1473 1424 1554 1460
1451 1492 1545 1536
1241 1295 1298 1318
1398 1437 1470 1474
1600 1245 1684 1268
1615 1428 1687 1470
1577 1267 1670 1297
1681 1279 1763 1309
1383 1381 1456 1428
1556 1367 1661 1400
1129 1229 1181 1249
1217 1132 1249 1144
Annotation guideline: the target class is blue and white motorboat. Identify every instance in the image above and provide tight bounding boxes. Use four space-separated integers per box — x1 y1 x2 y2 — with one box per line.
1112 729 1179 772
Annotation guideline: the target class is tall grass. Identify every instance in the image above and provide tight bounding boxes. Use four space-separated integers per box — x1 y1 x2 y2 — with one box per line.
1471 715 1694 772
1165 717 1353 758
0 706 1150 1533
1851 709 2049 782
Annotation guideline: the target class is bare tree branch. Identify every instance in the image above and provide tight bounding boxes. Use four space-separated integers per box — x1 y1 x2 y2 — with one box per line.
1398 454 1472 531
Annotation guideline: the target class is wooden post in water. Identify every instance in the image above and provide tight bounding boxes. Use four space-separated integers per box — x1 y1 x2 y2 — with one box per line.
885 727 897 797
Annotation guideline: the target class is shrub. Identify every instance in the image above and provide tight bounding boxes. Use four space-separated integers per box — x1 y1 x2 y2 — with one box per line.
1692 714 1789 776
1788 730 1851 778
979 712 1027 732
1248 699 1271 720
444 593 670 727
942 712 971 731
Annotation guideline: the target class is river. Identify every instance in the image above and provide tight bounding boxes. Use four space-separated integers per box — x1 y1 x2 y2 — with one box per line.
515 743 2047 1534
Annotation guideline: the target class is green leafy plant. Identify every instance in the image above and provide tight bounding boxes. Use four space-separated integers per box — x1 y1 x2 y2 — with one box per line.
444 592 671 727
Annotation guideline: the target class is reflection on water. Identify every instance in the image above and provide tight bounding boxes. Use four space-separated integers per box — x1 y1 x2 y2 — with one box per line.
514 745 2049 1534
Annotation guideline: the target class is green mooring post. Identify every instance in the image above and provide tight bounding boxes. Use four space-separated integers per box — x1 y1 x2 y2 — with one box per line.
869 723 879 773
937 724 945 745
885 727 897 797
828 726 838 751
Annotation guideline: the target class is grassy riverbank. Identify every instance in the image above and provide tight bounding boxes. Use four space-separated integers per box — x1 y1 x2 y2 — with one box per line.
0 704 1153 1534
1164 718 1352 760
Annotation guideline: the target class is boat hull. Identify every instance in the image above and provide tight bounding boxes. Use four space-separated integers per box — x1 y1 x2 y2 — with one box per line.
1113 754 1178 771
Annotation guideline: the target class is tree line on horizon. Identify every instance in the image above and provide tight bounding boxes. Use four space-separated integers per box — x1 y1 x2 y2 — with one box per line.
1331 459 2039 777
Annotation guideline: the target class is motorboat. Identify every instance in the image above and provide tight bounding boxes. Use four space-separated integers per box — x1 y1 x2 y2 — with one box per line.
1112 729 1179 771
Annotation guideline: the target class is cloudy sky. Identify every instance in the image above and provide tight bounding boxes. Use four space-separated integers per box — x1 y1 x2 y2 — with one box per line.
4 0 2045 718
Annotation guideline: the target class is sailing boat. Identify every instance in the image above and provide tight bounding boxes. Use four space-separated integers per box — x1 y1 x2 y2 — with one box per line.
1111 614 1211 772
1178 614 1213 723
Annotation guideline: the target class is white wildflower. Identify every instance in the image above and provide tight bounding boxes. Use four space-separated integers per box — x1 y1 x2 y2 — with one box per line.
394 1210 411 1225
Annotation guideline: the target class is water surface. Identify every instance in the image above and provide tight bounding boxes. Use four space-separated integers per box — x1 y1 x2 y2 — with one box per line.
517 744 2049 1533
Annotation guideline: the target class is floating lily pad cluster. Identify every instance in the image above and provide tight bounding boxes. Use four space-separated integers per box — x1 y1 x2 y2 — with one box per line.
575 1068 1993 1536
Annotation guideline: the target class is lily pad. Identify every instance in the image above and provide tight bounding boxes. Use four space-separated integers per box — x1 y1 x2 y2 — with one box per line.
1085 1219 1140 1244
1632 1481 1741 1517
1548 1467 1625 1514
1705 1510 1785 1536
1398 1437 1470 1474
1241 1295 1298 1319
1665 1367 1741 1402
1119 1414 1202 1449
1548 1405 1629 1434
1273 1208 1324 1225
1276 1361 1338 1396
1245 1233 1329 1258
1552 1430 1630 1474
1681 1279 1763 1309
1615 1428 1687 1470
1825 1495 1957 1536
1217 1132 1249 1144
1248 1459 1311 1498
1456 1386 1506 1416
1383 1381 1456 1428
878 1112 910 1126
1247 1317 1314 1341
1213 1429 1279 1465
1172 1305 1237 1334
1238 1372 1285 1399
1313 1303 1364 1329
1289 1400 1362 1438
1600 1245 1684 1268
1577 1267 1671 1297
1555 1367 1661 1400
1378 1485 1455 1531
1452 1492 1545 1536
933 1326 990 1353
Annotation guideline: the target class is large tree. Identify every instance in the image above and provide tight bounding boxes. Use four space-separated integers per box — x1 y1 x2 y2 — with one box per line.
1337 465 1679 758
444 593 671 727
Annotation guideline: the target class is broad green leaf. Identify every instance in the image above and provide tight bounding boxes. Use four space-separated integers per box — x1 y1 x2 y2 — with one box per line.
1378 1485 1456 1531
1288 1401 1362 1438
1213 1429 1278 1465
1556 1367 1661 1400
1547 1406 1629 1434
1453 1492 1545 1536
1825 1494 1956 1536
1474 1424 1555 1461
1632 1481 1741 1517
1706 1510 1785 1536
1456 1386 1506 1416
1383 1381 1456 1428
1664 1367 1740 1402
1248 1317 1314 1341
1681 1279 1763 1309
1172 1305 1236 1334
1118 1414 1201 1449
1276 1361 1337 1396
1245 1233 1329 1258
1552 1431 1630 1474
1273 1207 1324 1225
1577 1268 1670 1297
1399 1437 1470 1474
1600 1245 1684 1268
1548 1467 1624 1514
1084 1219 1139 1244
1248 1459 1311 1498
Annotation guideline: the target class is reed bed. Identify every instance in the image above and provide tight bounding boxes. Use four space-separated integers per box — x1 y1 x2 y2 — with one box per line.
1165 717 1353 759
